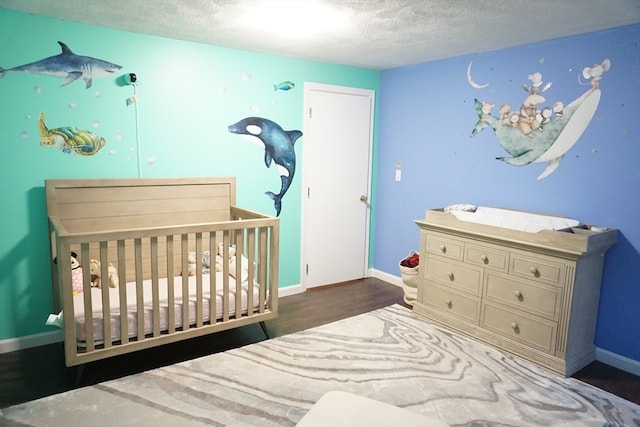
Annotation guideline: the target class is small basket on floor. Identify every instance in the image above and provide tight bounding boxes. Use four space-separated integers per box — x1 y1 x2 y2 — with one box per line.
399 251 419 306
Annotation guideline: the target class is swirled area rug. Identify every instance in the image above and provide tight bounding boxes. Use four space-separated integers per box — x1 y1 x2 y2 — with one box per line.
2 305 638 427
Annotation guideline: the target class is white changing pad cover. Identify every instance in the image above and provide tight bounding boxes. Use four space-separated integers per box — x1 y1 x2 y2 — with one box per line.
449 206 580 233
71 272 264 344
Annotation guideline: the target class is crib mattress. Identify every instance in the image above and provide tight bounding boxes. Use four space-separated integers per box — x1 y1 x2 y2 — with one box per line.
72 272 263 345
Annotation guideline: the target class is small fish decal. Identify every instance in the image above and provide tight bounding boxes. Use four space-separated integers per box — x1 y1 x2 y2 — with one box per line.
273 81 295 92
0 41 121 89
228 117 302 216
39 112 106 156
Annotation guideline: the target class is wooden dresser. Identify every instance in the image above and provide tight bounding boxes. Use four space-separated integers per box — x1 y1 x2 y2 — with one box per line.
413 208 617 376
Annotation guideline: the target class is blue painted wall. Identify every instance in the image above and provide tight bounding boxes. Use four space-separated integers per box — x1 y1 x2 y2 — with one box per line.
374 24 640 363
0 9 379 341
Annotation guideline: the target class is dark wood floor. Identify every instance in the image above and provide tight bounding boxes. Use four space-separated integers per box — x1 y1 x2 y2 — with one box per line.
1 278 638 409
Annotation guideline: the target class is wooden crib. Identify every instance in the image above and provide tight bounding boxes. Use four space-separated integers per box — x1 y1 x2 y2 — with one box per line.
46 177 279 367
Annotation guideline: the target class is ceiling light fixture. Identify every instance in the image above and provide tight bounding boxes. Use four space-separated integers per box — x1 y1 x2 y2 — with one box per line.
239 0 350 38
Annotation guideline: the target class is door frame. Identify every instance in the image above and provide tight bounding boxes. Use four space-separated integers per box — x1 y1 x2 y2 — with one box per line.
300 82 375 290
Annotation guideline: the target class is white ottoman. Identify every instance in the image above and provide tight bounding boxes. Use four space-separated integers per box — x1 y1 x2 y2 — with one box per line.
296 391 449 427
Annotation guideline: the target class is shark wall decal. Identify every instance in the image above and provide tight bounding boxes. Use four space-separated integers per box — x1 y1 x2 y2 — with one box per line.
228 117 303 216
0 41 122 89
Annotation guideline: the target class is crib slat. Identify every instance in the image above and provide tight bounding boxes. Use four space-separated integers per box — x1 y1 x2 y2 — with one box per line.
181 234 190 331
151 237 160 337
209 232 217 324
99 241 112 348
81 243 95 352
269 221 280 315
134 238 145 340
166 235 175 334
258 227 268 313
117 240 128 345
195 232 203 328
246 227 255 317
222 231 230 322
234 229 243 318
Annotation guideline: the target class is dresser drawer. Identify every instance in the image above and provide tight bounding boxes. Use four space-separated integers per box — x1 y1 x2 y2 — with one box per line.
510 253 565 285
424 284 480 323
484 273 561 320
464 242 508 271
425 233 463 260
481 303 557 354
425 256 483 295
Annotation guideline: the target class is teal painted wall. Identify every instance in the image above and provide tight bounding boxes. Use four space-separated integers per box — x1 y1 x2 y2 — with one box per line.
0 9 379 341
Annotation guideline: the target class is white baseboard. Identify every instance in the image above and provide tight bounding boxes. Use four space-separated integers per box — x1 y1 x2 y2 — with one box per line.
369 268 402 287
279 284 304 297
0 330 63 354
596 347 640 376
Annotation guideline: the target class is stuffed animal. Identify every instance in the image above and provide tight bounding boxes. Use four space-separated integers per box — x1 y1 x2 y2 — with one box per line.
187 252 197 276
217 243 250 281
202 250 212 274
89 259 119 288
216 243 236 272
217 243 236 258
54 252 84 295
70 252 84 295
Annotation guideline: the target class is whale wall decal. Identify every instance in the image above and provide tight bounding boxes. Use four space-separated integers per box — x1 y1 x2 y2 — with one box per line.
471 59 610 180
228 117 302 216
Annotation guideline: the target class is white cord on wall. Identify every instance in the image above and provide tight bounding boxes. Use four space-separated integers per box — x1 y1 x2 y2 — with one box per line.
125 78 142 178
132 83 142 178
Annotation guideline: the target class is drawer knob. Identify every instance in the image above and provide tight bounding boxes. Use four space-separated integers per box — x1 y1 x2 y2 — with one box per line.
529 266 540 277
445 299 452 308
480 254 488 264
514 290 523 299
447 271 454 280
439 244 447 253
510 322 519 332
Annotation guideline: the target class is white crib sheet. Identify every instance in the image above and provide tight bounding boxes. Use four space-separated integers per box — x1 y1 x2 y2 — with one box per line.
72 272 264 344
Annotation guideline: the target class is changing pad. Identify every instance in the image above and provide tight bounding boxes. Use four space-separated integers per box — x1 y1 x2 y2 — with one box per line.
448 206 580 233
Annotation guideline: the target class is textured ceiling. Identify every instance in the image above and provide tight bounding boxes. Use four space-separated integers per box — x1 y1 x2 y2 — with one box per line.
1 0 639 69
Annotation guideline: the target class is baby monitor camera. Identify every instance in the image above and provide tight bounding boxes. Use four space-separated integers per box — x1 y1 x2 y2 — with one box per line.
124 73 137 85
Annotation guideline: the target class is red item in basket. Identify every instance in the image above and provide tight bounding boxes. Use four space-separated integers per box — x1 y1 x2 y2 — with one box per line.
400 252 419 268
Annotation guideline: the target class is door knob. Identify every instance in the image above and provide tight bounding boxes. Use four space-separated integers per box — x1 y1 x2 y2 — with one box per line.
360 195 368 202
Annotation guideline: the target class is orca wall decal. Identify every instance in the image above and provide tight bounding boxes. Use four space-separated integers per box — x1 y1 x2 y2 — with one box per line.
228 117 302 216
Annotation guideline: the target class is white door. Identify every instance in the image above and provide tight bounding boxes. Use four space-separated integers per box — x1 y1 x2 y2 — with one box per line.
302 83 375 289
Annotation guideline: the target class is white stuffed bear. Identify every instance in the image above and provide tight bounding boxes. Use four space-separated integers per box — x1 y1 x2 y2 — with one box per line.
217 243 250 282
216 243 236 272
89 259 119 288
187 251 197 276
217 242 236 258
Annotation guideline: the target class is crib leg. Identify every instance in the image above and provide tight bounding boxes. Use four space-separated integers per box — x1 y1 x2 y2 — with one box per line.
259 321 270 339
75 364 85 387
